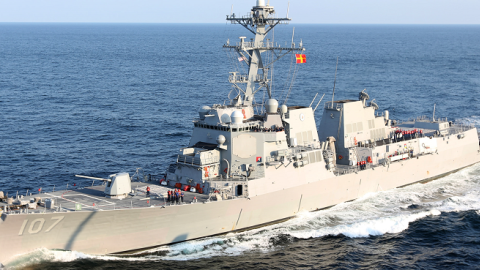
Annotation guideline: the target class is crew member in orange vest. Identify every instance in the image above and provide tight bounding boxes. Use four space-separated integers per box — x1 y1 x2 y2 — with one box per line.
146 186 150 197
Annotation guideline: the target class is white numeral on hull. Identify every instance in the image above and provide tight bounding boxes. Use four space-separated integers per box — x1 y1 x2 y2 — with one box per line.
18 216 65 236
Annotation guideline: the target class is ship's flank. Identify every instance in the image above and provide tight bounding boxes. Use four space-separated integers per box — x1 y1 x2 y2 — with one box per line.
1 0 480 266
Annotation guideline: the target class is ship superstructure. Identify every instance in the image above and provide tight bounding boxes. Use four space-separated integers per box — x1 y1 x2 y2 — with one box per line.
1 0 479 266
166 0 321 198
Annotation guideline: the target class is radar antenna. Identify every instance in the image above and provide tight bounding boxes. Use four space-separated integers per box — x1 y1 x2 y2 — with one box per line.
224 0 305 106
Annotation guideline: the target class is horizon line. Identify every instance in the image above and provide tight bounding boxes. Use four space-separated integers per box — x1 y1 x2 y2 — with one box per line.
1 22 480 26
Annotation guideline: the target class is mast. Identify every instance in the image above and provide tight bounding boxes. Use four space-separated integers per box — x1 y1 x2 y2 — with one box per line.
224 0 305 107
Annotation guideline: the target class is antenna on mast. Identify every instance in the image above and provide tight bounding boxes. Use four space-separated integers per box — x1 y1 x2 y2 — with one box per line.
313 93 326 112
291 27 295 47
230 5 233 16
331 57 339 108
270 27 275 93
309 93 319 107
287 1 290 18
225 1 300 106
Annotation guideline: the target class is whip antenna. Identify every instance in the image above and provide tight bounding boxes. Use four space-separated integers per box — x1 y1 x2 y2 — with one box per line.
313 93 326 112
309 93 319 107
287 2 290 18
331 57 339 108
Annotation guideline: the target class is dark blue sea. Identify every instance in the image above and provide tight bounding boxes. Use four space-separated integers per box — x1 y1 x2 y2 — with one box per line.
1 23 480 269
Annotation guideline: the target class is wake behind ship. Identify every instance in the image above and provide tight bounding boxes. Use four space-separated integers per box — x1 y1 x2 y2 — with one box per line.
1 0 480 266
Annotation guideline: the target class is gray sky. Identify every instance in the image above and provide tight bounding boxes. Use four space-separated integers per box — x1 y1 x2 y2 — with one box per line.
1 0 479 24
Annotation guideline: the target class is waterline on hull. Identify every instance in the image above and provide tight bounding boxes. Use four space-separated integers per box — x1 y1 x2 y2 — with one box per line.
10 163 480 268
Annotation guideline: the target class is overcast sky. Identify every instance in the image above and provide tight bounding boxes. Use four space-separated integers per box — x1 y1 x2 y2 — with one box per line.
1 0 479 24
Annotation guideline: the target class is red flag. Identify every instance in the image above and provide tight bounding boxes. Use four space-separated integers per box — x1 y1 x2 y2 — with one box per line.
296 54 306 64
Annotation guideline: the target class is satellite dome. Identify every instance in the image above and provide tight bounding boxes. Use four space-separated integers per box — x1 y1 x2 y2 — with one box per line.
280 104 288 114
257 0 265 6
221 113 232 123
231 110 244 125
265 99 279 114
216 135 226 145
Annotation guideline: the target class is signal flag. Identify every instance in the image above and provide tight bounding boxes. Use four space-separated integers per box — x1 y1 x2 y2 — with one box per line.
296 54 306 64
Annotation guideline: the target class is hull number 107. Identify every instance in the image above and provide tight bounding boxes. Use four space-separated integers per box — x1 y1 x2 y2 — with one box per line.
18 216 65 236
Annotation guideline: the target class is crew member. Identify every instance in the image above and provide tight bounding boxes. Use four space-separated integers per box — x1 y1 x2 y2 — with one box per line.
146 186 150 197
181 191 184 203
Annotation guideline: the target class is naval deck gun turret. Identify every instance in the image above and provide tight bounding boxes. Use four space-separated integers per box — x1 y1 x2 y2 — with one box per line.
76 173 132 199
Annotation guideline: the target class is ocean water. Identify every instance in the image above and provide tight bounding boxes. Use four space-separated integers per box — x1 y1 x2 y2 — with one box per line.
1 23 480 269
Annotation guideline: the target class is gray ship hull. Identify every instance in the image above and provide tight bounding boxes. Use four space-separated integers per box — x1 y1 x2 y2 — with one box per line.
2 128 479 265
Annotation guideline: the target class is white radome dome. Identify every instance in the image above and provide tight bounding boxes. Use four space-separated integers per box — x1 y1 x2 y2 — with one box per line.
216 135 226 145
265 99 279 114
231 110 244 124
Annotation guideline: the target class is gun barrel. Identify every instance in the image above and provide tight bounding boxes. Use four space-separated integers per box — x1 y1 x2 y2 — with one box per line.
75 175 111 182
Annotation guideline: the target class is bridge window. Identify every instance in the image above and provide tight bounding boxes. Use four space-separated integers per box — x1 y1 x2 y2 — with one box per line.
237 185 243 196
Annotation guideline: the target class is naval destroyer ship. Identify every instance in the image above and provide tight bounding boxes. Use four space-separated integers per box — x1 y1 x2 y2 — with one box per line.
1 0 480 266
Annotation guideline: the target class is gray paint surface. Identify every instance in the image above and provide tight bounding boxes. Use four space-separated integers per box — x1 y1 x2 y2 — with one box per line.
1 1 480 265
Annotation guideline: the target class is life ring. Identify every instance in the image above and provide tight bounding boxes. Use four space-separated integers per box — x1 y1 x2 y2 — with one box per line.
205 172 209 177
338 155 343 160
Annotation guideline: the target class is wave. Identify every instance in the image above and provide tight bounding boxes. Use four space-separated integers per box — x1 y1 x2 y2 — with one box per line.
8 163 480 268
456 115 480 128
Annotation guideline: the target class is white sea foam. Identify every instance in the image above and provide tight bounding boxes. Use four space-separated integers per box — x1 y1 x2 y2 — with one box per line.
456 115 480 128
9 162 480 268
6 248 152 269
